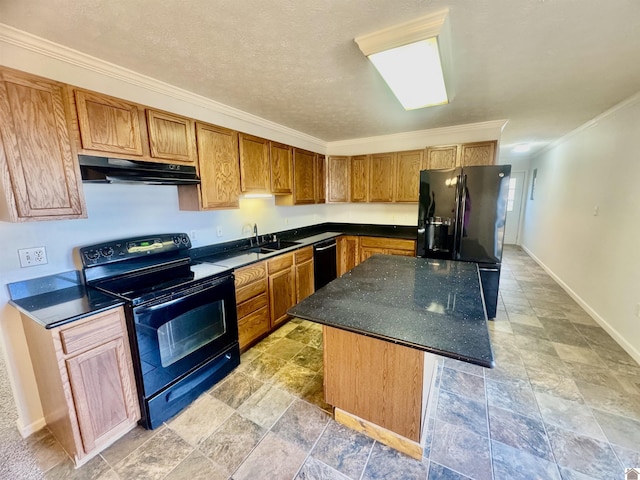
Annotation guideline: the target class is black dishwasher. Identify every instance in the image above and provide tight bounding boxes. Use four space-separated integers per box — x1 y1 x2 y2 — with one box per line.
313 238 337 290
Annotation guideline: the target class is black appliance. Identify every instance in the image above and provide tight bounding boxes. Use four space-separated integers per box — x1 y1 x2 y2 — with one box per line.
417 165 511 318
79 155 201 185
80 233 239 429
313 238 337 290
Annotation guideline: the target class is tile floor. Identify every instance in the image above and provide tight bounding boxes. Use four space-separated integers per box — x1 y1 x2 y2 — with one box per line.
2 245 640 479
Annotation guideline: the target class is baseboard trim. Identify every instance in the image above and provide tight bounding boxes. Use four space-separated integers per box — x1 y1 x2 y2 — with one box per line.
520 245 640 366
16 416 46 438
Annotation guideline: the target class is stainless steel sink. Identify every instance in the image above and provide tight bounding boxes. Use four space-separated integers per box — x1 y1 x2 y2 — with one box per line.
246 239 300 254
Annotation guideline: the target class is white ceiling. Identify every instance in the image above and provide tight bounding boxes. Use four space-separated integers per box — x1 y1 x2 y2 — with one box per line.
1 0 640 158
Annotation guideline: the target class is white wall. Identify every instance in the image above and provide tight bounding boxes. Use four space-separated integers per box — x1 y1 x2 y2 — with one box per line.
520 93 640 363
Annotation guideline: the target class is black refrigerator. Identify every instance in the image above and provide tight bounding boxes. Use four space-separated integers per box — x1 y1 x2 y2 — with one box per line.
416 165 511 318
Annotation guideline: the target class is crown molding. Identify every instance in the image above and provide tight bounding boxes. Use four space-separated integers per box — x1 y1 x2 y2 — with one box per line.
327 119 507 154
0 23 326 151
534 91 640 159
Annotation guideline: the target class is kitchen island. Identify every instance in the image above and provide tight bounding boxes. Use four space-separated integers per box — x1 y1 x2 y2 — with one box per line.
288 254 493 459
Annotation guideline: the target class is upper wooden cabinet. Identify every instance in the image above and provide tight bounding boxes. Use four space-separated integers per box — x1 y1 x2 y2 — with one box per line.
275 147 322 206
146 109 197 164
238 133 270 193
327 156 349 203
425 145 458 170
178 122 240 210
459 141 497 166
270 142 292 194
316 154 326 204
395 150 423 203
292 148 316 204
0 68 86 222
74 89 145 157
350 155 369 202
369 153 395 203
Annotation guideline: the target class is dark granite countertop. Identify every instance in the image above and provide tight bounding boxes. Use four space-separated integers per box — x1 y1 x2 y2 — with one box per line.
289 255 494 368
8 223 418 329
8 271 124 329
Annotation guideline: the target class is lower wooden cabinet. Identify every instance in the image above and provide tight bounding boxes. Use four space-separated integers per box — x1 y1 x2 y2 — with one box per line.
337 235 416 275
234 261 270 351
21 307 139 466
295 246 315 302
267 252 296 328
337 236 360 277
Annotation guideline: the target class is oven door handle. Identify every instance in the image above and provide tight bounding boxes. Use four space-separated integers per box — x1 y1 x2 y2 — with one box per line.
135 275 231 315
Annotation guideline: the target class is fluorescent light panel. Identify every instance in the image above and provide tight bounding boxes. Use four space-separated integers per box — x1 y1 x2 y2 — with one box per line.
355 10 451 110
368 38 447 109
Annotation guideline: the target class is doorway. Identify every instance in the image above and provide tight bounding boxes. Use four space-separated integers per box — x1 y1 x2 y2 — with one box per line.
504 171 526 244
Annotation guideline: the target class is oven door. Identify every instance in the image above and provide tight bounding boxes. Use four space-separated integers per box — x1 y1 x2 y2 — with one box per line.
132 274 238 398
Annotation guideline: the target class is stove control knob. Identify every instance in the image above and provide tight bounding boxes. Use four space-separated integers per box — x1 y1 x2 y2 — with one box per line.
173 236 181 246
101 247 114 257
84 250 100 261
181 236 188 245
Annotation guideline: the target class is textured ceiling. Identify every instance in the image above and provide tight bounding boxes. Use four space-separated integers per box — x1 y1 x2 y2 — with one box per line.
1 0 640 157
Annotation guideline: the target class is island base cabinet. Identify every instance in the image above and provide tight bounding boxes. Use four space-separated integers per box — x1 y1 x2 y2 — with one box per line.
322 325 438 460
21 307 140 467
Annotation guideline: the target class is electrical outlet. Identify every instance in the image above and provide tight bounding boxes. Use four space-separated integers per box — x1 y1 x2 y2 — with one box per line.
18 247 47 267
216 226 223 237
635 303 640 318
189 230 198 241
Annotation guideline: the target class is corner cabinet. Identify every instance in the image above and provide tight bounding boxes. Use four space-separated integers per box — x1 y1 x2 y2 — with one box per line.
275 148 326 206
21 307 140 467
178 122 240 210
0 68 86 222
327 156 349 203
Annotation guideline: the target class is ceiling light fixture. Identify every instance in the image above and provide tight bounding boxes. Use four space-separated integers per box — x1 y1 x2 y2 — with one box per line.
355 9 452 110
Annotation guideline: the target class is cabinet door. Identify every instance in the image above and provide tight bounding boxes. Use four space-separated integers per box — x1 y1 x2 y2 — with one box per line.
65 336 139 453
146 109 197 164
424 145 458 170
315 154 326 203
239 133 270 193
368 153 395 202
0 69 85 221
268 267 296 328
270 142 292 194
459 141 497 167
295 259 315 303
350 155 368 202
395 150 423 202
292 148 316 204
337 236 360 276
360 246 385 263
74 89 144 156
195 122 240 209
327 156 349 203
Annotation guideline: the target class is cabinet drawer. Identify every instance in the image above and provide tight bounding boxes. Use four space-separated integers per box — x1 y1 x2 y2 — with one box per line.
236 277 267 304
234 262 266 289
267 252 294 274
295 246 313 263
360 236 415 251
238 306 270 349
60 309 124 356
237 293 268 319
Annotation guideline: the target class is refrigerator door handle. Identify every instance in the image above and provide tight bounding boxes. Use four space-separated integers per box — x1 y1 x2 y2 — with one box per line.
453 173 466 259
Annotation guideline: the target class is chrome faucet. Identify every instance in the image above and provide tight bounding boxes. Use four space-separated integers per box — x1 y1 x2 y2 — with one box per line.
253 223 258 245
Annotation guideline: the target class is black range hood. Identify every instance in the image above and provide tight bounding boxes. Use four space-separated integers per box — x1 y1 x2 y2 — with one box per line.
79 155 200 186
